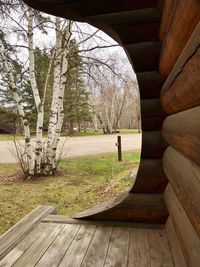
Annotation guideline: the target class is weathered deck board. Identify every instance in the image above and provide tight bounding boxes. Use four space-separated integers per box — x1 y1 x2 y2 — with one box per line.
13 223 64 267
104 227 129 267
0 223 48 266
58 225 96 267
81 226 112 267
148 229 174 267
128 228 150 266
0 205 56 261
35 224 81 267
0 211 175 267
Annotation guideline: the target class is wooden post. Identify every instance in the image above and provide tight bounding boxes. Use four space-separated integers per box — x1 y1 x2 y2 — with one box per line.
117 135 122 161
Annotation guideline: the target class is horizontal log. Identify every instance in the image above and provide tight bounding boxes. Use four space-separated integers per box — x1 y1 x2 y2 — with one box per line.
161 21 200 96
131 159 168 193
141 131 167 159
141 99 165 117
126 41 161 72
75 191 168 224
162 106 200 165
112 22 160 44
161 47 200 114
137 71 164 98
141 98 166 130
87 8 160 26
159 0 200 77
165 217 187 267
159 0 176 41
68 0 158 16
163 146 200 238
164 185 200 267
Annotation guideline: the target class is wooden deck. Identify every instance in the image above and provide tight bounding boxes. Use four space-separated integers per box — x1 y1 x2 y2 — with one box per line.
0 206 175 267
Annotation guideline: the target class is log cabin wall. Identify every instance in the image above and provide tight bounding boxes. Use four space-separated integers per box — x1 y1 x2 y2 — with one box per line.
160 1 200 266
23 3 200 260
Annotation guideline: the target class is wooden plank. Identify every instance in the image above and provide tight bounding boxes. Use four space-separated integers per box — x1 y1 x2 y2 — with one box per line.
0 205 56 260
81 226 112 267
35 224 80 267
163 146 200 238
131 159 168 193
165 185 200 267
148 228 174 267
87 8 160 26
126 41 161 72
166 217 187 267
162 106 200 165
141 131 167 159
75 192 168 224
112 22 160 44
159 0 200 77
42 216 164 229
127 228 150 266
159 0 177 41
161 47 200 114
137 71 164 99
161 21 200 96
12 223 64 267
0 223 48 266
104 227 129 267
59 225 96 267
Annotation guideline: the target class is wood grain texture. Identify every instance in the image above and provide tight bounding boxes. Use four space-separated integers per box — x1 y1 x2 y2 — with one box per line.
161 47 200 114
58 225 96 267
148 228 174 267
13 223 64 267
163 146 200 238
104 227 129 267
161 21 200 96
165 185 200 267
162 106 200 165
159 0 177 41
166 217 187 267
0 206 56 260
35 224 80 267
75 192 168 224
81 226 112 267
131 159 168 193
141 131 167 159
0 223 48 266
126 41 161 72
128 228 150 266
159 0 200 77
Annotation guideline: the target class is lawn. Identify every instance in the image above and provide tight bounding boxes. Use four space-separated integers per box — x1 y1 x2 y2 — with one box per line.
0 151 140 235
0 129 139 141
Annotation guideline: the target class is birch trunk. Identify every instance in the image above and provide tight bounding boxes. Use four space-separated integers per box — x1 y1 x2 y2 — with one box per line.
45 17 62 173
27 9 44 173
0 44 34 174
50 22 71 169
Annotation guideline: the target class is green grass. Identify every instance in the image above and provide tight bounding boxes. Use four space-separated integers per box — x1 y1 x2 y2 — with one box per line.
0 151 140 235
0 129 139 141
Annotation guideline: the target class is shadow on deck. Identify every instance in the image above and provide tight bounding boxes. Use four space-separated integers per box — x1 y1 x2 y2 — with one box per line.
0 206 174 267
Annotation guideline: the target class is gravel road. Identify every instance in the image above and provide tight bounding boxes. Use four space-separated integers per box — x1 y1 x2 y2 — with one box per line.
0 134 141 163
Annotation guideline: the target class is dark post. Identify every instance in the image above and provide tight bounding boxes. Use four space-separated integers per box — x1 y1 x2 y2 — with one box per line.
117 135 122 161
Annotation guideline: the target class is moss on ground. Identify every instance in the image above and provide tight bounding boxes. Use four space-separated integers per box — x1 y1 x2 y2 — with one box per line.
0 151 140 235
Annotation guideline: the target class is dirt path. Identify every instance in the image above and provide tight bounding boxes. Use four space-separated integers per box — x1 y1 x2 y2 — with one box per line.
0 134 141 163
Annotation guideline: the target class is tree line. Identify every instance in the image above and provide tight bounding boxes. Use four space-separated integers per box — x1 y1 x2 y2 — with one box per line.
0 0 140 178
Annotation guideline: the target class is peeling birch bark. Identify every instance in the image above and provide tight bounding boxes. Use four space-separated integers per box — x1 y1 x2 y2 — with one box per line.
0 44 34 174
